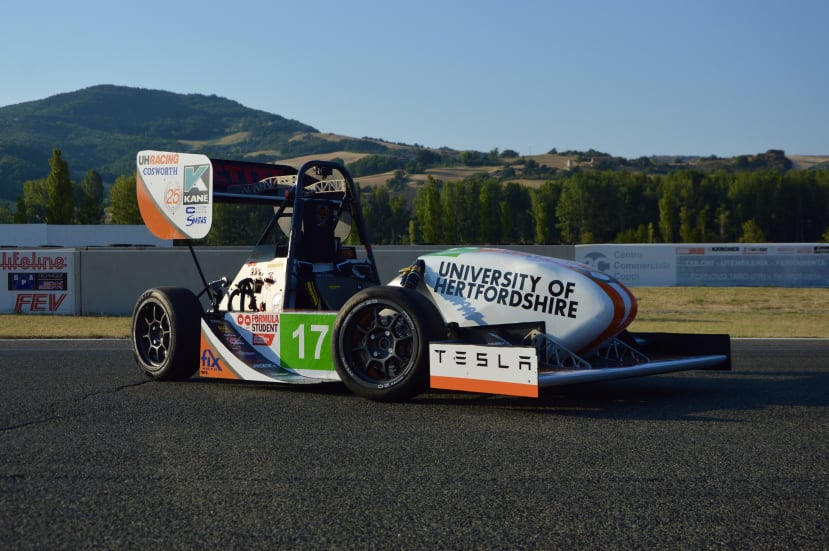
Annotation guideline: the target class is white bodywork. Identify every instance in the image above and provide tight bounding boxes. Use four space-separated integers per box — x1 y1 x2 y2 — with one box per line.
413 248 638 354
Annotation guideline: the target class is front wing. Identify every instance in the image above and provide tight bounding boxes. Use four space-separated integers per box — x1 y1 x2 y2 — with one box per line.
429 332 731 398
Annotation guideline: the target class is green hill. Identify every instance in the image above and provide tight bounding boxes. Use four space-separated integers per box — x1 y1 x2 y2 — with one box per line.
1 85 821 205
0 85 391 201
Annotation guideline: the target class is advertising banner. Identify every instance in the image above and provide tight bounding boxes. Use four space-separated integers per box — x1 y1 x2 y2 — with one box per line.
576 244 829 287
675 244 829 287
576 245 676 286
0 249 78 314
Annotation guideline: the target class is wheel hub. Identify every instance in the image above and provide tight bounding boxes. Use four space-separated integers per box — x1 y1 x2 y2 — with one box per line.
367 329 393 358
149 322 163 345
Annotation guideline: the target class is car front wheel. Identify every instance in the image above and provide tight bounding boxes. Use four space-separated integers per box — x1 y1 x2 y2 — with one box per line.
332 286 445 401
131 287 202 380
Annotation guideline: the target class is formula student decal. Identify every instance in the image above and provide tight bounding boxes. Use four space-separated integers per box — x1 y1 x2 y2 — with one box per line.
235 312 280 346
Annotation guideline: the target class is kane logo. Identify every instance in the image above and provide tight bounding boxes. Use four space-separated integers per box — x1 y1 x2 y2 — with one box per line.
183 164 210 205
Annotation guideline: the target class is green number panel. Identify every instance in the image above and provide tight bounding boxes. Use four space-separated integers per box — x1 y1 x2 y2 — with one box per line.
278 312 338 371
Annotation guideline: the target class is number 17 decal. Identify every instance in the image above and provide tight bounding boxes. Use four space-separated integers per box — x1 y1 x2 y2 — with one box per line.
292 323 329 360
279 312 337 371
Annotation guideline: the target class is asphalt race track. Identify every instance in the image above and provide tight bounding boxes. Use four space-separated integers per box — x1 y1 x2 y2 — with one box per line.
1 339 827 550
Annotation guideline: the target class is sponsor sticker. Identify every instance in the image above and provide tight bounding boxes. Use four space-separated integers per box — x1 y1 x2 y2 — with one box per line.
430 343 538 398
279 312 337 371
137 151 213 239
431 260 580 320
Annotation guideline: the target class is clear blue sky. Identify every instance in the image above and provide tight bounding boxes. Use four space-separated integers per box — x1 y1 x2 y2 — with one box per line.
2 0 827 158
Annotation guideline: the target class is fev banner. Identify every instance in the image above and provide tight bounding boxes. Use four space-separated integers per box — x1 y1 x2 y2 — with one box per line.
0 249 79 314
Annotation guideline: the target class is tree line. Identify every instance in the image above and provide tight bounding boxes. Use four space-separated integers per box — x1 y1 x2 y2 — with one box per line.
0 148 141 226
4 149 829 247
363 169 829 245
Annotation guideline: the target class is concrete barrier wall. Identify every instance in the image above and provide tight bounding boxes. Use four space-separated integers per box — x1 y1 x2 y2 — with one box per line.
6 242 825 316
81 245 574 315
79 247 251 315
1 244 574 315
371 245 574 283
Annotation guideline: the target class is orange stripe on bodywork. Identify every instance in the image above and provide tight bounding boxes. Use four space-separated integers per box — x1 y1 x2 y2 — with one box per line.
136 171 187 240
574 273 638 354
430 375 539 398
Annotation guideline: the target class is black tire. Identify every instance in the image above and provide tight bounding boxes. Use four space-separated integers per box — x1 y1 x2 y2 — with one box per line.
332 286 445 401
131 287 203 380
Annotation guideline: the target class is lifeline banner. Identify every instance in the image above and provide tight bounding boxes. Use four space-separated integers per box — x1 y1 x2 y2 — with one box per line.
0 249 79 314
576 244 829 287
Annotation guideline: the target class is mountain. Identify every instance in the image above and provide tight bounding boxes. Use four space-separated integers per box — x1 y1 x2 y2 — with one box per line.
1 85 822 204
0 85 391 201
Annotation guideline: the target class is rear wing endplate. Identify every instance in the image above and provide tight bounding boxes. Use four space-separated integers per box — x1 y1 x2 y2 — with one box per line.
136 151 214 240
136 150 298 240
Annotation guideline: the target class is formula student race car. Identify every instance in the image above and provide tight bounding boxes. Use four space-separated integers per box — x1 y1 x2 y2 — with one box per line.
131 151 730 401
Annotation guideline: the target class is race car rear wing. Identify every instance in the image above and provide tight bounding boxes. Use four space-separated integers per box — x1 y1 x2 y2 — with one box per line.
136 150 359 240
136 150 380 301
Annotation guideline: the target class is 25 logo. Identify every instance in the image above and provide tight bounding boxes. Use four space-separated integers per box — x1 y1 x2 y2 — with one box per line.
165 187 181 205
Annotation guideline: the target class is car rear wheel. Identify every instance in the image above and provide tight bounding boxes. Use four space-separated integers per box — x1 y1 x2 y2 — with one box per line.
131 287 202 380
332 286 445 401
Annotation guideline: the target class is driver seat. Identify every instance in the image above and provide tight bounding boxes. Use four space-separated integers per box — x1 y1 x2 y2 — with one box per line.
297 200 338 263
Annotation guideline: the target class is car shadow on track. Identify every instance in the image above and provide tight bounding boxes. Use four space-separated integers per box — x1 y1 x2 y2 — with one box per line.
413 368 829 421
180 363 829 422
184 376 353 397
